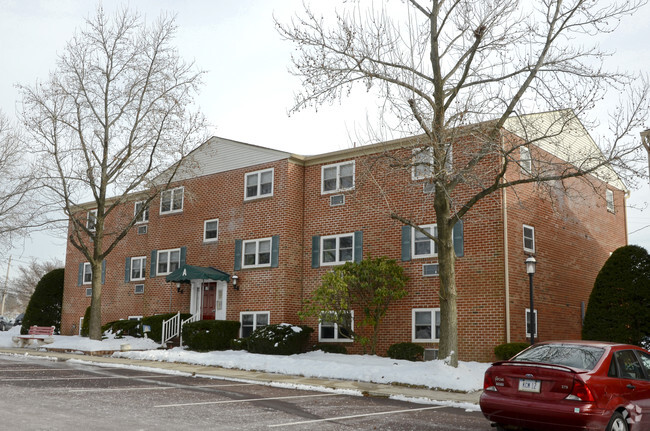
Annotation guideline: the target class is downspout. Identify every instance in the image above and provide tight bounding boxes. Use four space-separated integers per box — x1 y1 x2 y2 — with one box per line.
501 133 511 343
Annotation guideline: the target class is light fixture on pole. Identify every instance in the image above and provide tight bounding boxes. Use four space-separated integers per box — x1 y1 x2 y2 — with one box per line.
641 129 650 186
525 256 537 345
232 274 239 290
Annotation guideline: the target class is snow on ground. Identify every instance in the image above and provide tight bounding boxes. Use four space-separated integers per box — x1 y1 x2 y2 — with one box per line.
0 326 489 393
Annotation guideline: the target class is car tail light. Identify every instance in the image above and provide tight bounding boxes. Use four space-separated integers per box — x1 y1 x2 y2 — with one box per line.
565 378 594 402
484 369 498 392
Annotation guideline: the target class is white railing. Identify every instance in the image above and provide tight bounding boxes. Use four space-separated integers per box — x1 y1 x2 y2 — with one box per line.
161 311 180 346
179 313 200 347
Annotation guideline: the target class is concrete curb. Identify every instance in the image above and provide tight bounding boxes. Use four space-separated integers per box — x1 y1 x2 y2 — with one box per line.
0 347 482 406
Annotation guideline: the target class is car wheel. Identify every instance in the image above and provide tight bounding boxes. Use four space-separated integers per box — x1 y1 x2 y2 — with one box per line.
607 412 628 431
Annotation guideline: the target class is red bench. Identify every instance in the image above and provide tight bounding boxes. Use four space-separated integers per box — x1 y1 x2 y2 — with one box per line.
12 325 56 348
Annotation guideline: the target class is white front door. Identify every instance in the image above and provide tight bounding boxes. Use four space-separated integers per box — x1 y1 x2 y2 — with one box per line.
215 281 227 320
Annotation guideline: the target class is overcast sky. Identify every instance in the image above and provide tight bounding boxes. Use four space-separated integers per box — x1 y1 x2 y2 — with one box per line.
0 0 648 275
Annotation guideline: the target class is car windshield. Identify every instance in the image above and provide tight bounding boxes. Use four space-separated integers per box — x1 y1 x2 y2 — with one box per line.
514 344 605 370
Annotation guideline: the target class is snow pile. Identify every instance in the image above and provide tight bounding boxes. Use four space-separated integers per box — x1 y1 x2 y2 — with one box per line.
0 326 489 393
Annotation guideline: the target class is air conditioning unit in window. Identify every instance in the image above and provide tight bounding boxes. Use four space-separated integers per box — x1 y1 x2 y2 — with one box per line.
424 348 439 361
330 194 345 206
423 264 439 277
137 225 148 235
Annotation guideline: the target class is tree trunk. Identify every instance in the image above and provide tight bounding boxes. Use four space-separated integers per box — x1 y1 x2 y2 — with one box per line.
89 260 103 340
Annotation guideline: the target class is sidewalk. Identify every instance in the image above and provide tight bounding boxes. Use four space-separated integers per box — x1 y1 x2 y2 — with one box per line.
0 346 482 407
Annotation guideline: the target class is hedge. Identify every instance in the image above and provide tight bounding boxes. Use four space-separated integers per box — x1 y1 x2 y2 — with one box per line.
387 342 424 361
182 320 241 352
314 343 348 354
102 319 142 338
244 324 314 355
494 342 530 360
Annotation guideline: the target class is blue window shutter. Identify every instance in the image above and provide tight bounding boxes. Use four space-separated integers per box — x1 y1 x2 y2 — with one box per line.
234 240 242 271
311 236 320 268
401 226 412 261
180 246 187 265
354 231 363 262
101 260 106 285
150 250 157 278
271 235 280 268
77 263 84 286
453 220 464 257
124 257 131 283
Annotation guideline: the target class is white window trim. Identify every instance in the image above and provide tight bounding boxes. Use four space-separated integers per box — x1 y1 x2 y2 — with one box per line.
412 224 438 259
87 209 97 231
244 168 274 201
525 308 538 338
82 262 92 285
203 219 219 243
157 248 181 276
239 311 270 338
318 311 354 343
520 146 532 174
134 201 149 224
160 187 184 215
606 189 615 213
320 233 355 266
412 308 441 342
523 224 535 253
242 238 272 269
130 256 146 281
321 161 355 194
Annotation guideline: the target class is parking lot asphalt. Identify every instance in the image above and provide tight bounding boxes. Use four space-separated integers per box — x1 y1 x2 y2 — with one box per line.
0 346 481 407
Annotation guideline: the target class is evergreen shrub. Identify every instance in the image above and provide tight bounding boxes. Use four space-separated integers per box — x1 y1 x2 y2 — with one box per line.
182 320 241 352
102 319 142 338
314 343 348 354
141 313 191 343
494 343 530 360
21 268 65 335
80 306 91 337
387 342 424 361
245 324 314 355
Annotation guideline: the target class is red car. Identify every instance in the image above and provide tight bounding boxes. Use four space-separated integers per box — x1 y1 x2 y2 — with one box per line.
480 341 650 431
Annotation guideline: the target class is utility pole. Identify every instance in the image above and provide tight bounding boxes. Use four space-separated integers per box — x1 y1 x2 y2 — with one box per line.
1 256 11 316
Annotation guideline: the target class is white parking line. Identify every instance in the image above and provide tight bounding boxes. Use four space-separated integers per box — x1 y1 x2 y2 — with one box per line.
155 393 340 408
0 374 179 382
269 405 449 428
69 382 256 392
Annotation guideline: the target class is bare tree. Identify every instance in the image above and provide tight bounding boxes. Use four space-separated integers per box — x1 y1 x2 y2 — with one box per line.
9 258 64 308
19 7 206 340
277 0 650 366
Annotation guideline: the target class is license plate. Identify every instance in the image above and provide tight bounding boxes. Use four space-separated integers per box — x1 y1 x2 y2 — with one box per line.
518 378 541 393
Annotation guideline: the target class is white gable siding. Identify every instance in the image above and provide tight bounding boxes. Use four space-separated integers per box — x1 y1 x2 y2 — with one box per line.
165 137 292 183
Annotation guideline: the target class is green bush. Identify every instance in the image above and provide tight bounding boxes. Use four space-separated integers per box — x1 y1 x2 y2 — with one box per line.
102 319 143 338
314 343 348 354
387 342 424 361
182 320 241 352
80 306 92 337
141 313 191 343
231 337 247 350
21 268 65 335
494 342 530 360
246 324 314 355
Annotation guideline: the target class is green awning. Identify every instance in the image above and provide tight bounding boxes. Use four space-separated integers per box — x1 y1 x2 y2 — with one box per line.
165 264 230 283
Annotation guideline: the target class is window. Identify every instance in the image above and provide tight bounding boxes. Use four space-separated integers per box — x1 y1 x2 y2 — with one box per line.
82 262 92 285
319 311 354 342
413 225 437 258
134 284 144 294
87 209 97 232
157 248 181 275
85 287 92 297
321 233 354 265
130 256 146 281
412 308 441 342
242 238 272 268
321 161 355 194
523 224 535 253
412 147 434 180
160 187 184 214
606 189 615 213
526 308 538 339
134 201 149 223
204 219 219 242
240 312 269 338
128 316 143 321
520 146 532 174
245 168 273 200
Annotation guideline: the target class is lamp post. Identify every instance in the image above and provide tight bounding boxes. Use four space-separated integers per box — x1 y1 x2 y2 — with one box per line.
641 129 650 186
526 256 537 345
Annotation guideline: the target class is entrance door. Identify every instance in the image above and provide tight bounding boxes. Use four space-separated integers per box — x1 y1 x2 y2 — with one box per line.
202 282 216 320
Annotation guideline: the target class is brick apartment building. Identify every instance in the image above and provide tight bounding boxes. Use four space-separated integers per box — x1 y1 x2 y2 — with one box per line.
60 111 627 362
